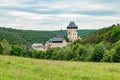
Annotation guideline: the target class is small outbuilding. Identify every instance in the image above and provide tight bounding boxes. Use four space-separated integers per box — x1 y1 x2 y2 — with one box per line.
31 43 44 51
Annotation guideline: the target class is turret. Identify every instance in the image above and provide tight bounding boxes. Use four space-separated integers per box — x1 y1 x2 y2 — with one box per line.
67 22 80 42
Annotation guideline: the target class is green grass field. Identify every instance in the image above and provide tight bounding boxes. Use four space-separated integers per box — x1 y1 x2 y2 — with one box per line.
0 55 120 80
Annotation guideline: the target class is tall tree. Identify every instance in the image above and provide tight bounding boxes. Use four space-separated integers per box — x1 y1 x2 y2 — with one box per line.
91 43 105 62
0 43 3 54
112 40 120 62
1 39 11 55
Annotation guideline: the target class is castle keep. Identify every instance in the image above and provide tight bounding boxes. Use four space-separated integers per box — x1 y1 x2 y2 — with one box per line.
67 22 80 42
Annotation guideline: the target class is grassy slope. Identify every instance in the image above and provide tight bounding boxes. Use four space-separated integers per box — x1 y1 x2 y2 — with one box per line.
0 55 120 80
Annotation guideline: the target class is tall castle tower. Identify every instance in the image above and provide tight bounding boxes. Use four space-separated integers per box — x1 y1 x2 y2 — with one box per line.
67 22 80 42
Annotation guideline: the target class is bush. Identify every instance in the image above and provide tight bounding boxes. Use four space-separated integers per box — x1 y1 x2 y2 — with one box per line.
101 50 113 62
45 48 54 59
56 47 72 60
76 45 87 61
84 44 94 61
34 51 43 59
23 50 33 57
91 43 105 62
11 45 24 56
51 48 60 60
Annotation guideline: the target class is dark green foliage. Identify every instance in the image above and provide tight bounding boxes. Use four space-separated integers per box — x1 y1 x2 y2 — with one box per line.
51 48 60 60
77 46 87 61
111 40 120 62
65 37 70 43
0 27 95 46
30 50 38 58
0 27 57 46
2 39 11 55
83 25 120 44
34 51 44 59
91 43 105 62
73 39 86 45
0 43 3 54
45 48 54 59
0 38 119 62
23 49 33 58
72 45 85 61
101 50 113 62
11 45 24 56
0 29 30 46
0 39 11 55
84 44 94 61
111 26 120 42
58 47 72 60
78 29 96 37
0 24 120 62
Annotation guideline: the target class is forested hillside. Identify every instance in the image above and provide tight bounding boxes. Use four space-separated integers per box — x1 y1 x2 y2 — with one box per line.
83 24 120 44
0 24 120 62
0 27 96 46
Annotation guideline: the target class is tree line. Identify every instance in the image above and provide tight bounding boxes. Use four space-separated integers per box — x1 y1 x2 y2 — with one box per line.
0 24 119 62
0 38 120 62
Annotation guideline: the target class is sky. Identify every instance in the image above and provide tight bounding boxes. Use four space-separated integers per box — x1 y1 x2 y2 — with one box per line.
0 0 120 30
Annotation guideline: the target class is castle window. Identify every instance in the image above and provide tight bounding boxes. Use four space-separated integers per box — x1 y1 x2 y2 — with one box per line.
52 41 62 43
69 31 70 34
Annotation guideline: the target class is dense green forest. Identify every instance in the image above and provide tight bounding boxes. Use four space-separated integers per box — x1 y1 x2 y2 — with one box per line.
0 27 96 46
83 24 120 44
0 24 120 62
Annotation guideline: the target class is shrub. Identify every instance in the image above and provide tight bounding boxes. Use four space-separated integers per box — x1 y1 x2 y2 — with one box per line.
76 45 87 61
11 45 24 56
45 48 54 59
23 50 33 57
101 50 113 62
84 44 94 61
91 43 105 62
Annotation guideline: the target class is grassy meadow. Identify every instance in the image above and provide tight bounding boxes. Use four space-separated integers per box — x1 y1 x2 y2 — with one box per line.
0 55 120 80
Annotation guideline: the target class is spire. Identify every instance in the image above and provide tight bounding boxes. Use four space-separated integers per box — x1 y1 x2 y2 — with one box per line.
57 28 64 38
67 21 78 29
61 27 62 32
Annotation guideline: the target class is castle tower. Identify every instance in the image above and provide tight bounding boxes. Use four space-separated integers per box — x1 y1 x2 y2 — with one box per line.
67 22 79 42
57 28 64 38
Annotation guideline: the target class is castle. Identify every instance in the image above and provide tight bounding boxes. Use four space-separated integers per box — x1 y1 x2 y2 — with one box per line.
32 22 81 50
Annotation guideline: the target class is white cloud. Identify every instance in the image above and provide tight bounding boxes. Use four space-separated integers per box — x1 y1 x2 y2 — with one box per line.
0 0 120 30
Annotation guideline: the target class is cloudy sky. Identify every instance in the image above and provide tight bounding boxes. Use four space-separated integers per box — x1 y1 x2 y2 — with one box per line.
0 0 120 30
